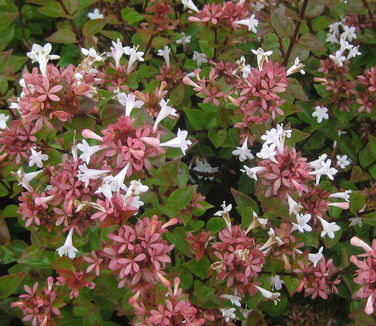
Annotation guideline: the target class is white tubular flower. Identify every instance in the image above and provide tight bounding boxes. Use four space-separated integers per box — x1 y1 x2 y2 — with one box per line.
286 194 303 216
76 139 103 164
312 106 329 123
261 124 291 153
159 129 192 155
81 47 104 63
318 216 340 239
214 201 232 217
214 201 232 230
251 48 273 71
269 275 285 291
291 213 312 233
192 158 219 181
123 45 144 74
176 33 191 46
255 286 281 305
128 195 145 211
329 50 346 67
96 163 130 199
219 308 236 323
234 14 259 33
14 169 43 191
232 137 254 162
241 165 266 181
309 156 338 185
88 8 104 20
330 190 351 202
157 45 171 67
347 45 361 60
246 211 268 233
342 25 357 42
286 57 305 76
309 154 328 170
26 43 60 76
339 37 353 54
108 39 125 68
259 228 284 251
117 92 144 117
56 228 79 259
77 164 110 187
192 51 208 66
349 217 363 228
308 246 323 267
153 99 178 132
0 113 9 129
181 0 199 12
336 155 351 169
29 148 48 168
256 143 277 163
125 180 149 198
219 294 242 307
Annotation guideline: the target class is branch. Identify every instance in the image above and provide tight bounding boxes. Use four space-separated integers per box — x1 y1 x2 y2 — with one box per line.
56 0 84 47
282 0 310 66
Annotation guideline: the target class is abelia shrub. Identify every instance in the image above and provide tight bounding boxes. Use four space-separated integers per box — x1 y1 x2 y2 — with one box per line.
0 0 375 325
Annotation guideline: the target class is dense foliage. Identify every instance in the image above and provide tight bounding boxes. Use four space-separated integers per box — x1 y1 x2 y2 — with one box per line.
0 0 375 325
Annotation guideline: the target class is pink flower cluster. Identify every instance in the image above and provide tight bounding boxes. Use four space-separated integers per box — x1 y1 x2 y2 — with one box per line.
294 257 340 300
211 225 265 295
90 116 165 174
11 277 63 326
129 277 205 325
189 1 249 29
19 65 95 126
257 146 313 198
350 237 376 315
102 216 176 288
236 61 288 127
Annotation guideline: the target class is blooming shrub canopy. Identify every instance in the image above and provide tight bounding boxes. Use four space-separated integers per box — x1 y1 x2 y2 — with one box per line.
0 0 375 325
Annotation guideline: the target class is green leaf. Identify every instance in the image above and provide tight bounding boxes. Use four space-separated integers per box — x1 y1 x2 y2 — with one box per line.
191 280 220 308
164 226 192 257
284 275 299 297
152 160 189 187
206 217 225 234
271 6 295 38
0 272 26 299
2 205 19 217
184 256 210 279
305 3 325 18
323 228 343 248
100 30 124 41
350 166 370 183
38 3 65 18
350 192 366 215
82 19 106 38
121 8 144 25
208 129 227 148
46 28 77 44
0 180 9 197
285 129 310 146
359 136 376 168
264 296 288 317
286 78 308 101
297 33 325 52
231 188 258 213
161 186 196 219
184 108 206 130
199 40 214 58
151 37 170 49
138 65 158 78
